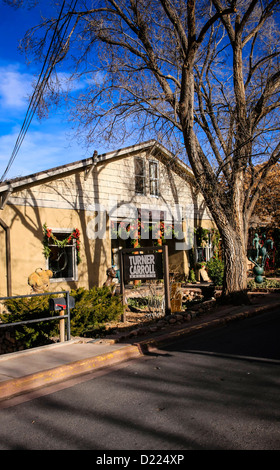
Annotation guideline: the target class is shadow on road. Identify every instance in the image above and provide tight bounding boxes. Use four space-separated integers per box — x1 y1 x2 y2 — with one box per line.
163 308 280 362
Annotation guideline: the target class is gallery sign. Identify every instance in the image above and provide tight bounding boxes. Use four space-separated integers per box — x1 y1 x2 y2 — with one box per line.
119 245 171 319
123 252 163 281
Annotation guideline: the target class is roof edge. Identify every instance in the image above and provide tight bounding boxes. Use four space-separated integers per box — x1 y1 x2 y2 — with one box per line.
0 140 193 194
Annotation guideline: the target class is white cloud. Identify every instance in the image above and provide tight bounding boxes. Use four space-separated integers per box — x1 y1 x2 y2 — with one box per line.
0 127 91 180
0 64 89 115
0 64 33 110
0 62 96 180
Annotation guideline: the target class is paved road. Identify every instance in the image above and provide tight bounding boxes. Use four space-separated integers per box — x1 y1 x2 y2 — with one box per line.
1 309 280 450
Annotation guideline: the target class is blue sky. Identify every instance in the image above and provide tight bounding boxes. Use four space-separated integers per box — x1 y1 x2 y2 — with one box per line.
0 1 93 181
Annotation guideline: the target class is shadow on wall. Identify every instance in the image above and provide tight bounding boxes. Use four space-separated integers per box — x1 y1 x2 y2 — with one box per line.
4 173 111 294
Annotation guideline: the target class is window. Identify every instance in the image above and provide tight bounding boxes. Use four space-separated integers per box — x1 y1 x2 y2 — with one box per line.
135 157 145 195
149 160 159 196
47 231 77 281
195 232 213 263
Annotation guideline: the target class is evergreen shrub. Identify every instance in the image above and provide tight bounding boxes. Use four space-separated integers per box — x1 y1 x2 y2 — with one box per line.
1 287 124 350
247 278 280 290
206 257 224 286
188 269 197 283
70 287 124 337
2 295 58 349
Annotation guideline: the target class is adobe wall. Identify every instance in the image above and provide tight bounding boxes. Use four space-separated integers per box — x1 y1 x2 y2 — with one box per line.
0 151 214 296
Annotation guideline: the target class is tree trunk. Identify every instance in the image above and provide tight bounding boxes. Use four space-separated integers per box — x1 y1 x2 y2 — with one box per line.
219 223 250 305
194 171 251 305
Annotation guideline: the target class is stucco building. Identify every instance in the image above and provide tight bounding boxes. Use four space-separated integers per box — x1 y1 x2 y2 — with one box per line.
0 140 214 296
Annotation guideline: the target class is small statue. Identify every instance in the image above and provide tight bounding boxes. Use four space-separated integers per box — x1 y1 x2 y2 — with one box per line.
248 233 274 283
260 235 274 268
170 282 182 313
252 233 260 262
28 268 53 293
103 267 119 295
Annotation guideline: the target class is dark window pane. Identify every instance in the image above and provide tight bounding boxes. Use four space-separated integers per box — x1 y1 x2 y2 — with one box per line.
47 232 75 279
135 157 145 194
48 245 74 279
135 175 145 194
149 161 159 196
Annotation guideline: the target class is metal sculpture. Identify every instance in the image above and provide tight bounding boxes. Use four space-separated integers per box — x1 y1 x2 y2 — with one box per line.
248 233 274 283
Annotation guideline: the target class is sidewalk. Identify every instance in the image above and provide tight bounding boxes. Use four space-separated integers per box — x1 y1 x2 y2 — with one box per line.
0 291 279 403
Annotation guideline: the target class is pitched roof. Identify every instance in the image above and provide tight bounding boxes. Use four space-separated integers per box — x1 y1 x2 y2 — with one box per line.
0 140 193 197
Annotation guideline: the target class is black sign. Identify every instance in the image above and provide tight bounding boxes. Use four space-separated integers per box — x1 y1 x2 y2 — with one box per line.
123 252 163 281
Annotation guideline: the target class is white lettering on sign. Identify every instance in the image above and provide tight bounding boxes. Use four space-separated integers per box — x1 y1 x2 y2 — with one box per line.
128 254 155 265
127 254 157 279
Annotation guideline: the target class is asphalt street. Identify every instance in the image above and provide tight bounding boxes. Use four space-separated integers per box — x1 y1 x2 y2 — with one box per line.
0 308 279 451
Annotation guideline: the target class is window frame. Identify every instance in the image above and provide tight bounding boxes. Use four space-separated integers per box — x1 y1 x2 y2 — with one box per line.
149 159 159 197
135 156 146 195
195 233 213 263
46 228 78 282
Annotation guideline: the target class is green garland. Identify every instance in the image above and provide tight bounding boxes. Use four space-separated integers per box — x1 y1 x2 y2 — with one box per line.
110 220 177 247
42 223 81 264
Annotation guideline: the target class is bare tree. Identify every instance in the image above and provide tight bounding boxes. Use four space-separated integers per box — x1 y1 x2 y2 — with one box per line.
16 0 280 302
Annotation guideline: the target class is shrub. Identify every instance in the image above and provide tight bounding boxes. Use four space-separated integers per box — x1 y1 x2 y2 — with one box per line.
1 287 125 349
206 257 224 286
70 287 124 337
188 269 197 283
2 295 58 349
247 278 280 290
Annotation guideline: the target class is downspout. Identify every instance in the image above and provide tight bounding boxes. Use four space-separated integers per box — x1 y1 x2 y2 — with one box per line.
0 218 11 296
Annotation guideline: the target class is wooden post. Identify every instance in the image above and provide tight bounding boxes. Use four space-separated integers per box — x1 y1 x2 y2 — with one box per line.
59 310 65 342
163 245 171 316
119 250 126 322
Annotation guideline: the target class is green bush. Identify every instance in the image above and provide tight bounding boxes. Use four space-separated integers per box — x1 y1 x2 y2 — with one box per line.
70 287 124 337
206 257 224 286
2 295 58 349
1 287 125 349
188 269 197 283
247 278 280 290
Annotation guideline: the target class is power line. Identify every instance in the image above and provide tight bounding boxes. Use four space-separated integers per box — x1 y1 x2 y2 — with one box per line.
0 0 78 182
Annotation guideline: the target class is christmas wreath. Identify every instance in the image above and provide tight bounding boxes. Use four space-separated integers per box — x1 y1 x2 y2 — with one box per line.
42 223 81 264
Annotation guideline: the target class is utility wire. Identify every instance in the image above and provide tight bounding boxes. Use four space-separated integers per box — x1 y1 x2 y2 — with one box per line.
0 1 67 181
0 0 78 182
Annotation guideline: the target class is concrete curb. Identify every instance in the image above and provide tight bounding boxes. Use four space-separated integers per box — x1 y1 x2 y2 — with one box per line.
137 301 280 351
1 300 279 402
0 344 142 402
